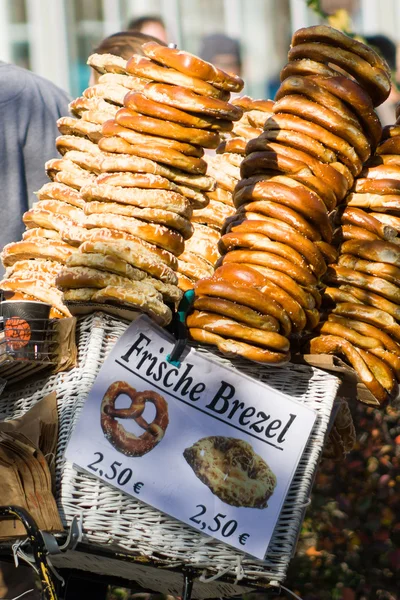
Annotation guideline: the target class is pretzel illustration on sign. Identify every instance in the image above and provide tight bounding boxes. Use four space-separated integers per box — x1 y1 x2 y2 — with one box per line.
100 381 169 457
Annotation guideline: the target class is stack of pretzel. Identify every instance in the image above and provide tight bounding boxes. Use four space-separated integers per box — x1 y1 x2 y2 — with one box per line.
177 97 274 291
310 111 400 405
187 25 391 364
1 45 244 325
56 43 243 322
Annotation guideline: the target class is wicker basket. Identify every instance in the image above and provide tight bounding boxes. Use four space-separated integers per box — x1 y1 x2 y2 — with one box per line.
0 313 340 598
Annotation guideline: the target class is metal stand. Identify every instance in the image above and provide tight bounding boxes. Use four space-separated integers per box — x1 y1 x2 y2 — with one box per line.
182 570 194 600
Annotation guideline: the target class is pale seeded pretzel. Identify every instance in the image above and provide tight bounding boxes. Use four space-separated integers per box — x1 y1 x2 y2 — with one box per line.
101 382 169 457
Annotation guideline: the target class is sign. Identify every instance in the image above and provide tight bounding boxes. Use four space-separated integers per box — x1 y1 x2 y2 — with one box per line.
66 316 317 559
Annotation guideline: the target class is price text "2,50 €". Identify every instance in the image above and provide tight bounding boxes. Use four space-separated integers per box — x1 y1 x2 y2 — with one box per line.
87 451 144 494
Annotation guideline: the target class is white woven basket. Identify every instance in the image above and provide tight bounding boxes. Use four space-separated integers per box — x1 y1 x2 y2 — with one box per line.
0 313 340 598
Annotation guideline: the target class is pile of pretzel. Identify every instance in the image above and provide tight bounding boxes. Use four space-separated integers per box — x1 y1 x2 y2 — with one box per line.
187 25 391 363
1 43 244 324
177 97 274 291
310 113 400 404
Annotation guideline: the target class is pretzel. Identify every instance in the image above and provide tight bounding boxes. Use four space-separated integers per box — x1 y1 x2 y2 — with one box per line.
314 241 338 265
66 252 146 281
357 347 397 396
177 272 195 292
192 199 234 229
91 285 172 325
206 188 233 207
227 219 326 276
342 224 380 242
87 53 128 75
338 284 400 321
188 328 289 364
69 96 119 118
101 382 169 457
292 25 390 72
240 151 338 209
341 240 400 267
234 179 331 239
232 122 262 140
213 264 307 331
218 220 306 264
115 107 220 148
56 265 159 295
95 151 216 191
187 311 290 351
354 177 400 195
1 240 74 267
96 171 181 191
96 71 145 89
126 55 228 99
22 228 61 241
319 319 382 350
220 247 316 288
124 91 231 130
98 135 207 175
280 58 337 81
341 207 397 241
237 201 322 243
346 192 400 212
193 296 279 332
101 120 203 157
142 41 244 92
243 141 347 206
309 334 388 404
332 302 400 342
338 254 400 286
276 76 362 131
84 201 193 239
56 135 101 157
6 259 62 284
255 128 337 164
216 137 247 156
32 200 85 223
57 116 102 143
83 82 129 106
142 82 242 121
0 278 71 317
195 278 292 336
173 184 209 209
81 183 191 217
370 348 400 380
177 258 213 283
46 159 96 190
185 223 220 266
84 213 184 256
272 95 371 163
35 182 85 209
263 113 362 175
288 43 390 106
79 239 177 284
371 213 400 234
328 314 400 354
306 75 382 148
241 262 317 309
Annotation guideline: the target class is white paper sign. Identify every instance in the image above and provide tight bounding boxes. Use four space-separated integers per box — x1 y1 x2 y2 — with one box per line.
66 316 317 559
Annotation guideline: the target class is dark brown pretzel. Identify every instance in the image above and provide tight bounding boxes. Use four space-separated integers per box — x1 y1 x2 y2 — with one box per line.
101 381 169 457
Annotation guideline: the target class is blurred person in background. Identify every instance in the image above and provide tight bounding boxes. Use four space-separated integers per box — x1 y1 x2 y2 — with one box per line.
0 62 70 258
127 15 168 44
198 33 242 78
89 30 167 86
364 34 400 126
